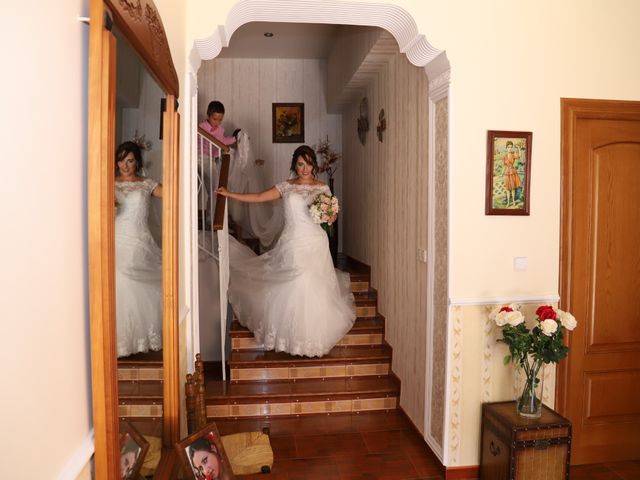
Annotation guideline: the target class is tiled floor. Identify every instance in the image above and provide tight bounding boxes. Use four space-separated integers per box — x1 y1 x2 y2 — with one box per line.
214 411 640 479
570 461 640 480
215 411 445 480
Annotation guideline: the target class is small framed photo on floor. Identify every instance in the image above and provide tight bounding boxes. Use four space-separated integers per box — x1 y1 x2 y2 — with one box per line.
176 422 235 480
485 130 532 215
119 420 149 480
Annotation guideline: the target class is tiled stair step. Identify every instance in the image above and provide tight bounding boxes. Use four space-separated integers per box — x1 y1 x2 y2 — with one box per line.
355 294 378 318
350 278 370 293
204 377 399 419
230 315 385 351
228 345 392 382
118 352 163 382
118 365 164 382
118 381 164 420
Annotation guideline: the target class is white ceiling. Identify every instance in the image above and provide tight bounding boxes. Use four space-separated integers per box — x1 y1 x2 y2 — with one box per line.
217 22 344 59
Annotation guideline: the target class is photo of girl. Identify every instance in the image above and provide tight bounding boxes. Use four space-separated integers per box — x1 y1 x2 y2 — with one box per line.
177 424 235 480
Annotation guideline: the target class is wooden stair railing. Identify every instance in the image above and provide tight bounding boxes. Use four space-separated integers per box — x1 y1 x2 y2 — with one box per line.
197 126 231 232
185 354 208 435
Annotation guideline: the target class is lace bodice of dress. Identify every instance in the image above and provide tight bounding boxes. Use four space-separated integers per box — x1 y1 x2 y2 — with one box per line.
275 181 332 231
115 178 158 235
276 181 330 203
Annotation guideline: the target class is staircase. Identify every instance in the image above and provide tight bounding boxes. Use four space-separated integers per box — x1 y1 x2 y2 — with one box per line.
204 257 400 420
117 350 164 436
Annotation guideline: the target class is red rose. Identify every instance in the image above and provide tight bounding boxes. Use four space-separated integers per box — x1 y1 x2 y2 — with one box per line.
536 305 557 321
499 306 513 313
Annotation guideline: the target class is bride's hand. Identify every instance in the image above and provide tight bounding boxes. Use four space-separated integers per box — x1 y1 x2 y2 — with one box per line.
216 187 229 196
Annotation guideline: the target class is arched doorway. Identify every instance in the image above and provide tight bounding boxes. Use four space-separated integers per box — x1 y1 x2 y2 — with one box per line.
184 0 452 464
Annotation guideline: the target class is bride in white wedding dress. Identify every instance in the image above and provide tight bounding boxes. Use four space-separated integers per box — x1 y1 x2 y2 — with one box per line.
216 145 356 357
115 141 163 358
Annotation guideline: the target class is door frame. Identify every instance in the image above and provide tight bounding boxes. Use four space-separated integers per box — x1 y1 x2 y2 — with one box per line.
557 97 640 415
87 0 180 477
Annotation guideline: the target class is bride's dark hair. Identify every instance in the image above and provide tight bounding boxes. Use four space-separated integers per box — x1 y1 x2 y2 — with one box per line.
289 145 318 177
115 141 143 175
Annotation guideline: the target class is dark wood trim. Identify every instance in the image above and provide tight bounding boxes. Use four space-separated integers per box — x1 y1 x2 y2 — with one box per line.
557 98 640 415
104 0 179 96
445 465 479 479
212 154 231 230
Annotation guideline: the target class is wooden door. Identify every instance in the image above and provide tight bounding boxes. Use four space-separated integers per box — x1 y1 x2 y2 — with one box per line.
558 98 640 465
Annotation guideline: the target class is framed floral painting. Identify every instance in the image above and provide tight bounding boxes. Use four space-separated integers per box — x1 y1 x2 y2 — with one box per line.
272 103 304 143
485 130 532 215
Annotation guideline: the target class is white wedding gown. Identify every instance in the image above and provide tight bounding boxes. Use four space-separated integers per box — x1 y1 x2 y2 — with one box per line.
115 178 163 358
228 181 356 357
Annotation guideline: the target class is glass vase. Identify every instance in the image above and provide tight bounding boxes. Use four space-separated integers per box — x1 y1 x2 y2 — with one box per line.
516 358 544 418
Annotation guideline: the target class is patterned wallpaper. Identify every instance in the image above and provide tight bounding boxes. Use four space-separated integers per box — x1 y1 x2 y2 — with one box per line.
341 39 430 434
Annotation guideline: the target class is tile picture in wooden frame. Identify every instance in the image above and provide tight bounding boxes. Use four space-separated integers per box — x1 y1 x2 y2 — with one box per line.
272 102 304 143
485 130 532 215
119 420 150 480
176 422 236 480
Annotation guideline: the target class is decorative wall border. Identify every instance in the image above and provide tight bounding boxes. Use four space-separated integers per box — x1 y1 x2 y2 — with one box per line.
445 305 463 466
450 294 560 306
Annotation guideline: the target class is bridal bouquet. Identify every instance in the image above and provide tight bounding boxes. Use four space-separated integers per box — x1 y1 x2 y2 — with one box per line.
309 192 339 236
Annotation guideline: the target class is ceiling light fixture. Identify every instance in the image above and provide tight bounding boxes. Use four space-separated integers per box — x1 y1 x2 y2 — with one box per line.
264 32 274 37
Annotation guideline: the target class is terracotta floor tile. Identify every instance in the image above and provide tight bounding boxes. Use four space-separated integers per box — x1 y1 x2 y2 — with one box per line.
350 412 409 433
569 464 623 480
407 451 443 478
295 432 368 458
362 429 432 457
237 463 288 480
334 452 420 480
605 460 640 480
277 456 340 480
270 435 297 460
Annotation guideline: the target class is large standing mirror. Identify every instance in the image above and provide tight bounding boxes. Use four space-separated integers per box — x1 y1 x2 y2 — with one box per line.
87 0 180 478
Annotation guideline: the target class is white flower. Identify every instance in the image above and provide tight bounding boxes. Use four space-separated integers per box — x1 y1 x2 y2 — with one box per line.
494 310 524 327
505 311 525 326
557 309 577 331
540 319 559 336
488 306 501 321
508 303 522 312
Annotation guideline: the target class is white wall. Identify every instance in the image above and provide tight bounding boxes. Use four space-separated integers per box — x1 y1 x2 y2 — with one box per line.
0 2 93 478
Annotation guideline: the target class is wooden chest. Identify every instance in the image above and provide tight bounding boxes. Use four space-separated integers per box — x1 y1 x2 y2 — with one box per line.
480 401 572 480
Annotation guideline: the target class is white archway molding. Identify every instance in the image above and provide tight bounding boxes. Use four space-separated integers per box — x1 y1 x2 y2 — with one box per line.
191 0 449 79
185 0 452 465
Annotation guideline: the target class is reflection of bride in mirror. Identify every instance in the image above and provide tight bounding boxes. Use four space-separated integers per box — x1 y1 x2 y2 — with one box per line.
115 141 163 358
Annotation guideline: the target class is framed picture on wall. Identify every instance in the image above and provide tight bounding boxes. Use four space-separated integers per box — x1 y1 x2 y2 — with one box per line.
272 103 304 143
485 130 532 215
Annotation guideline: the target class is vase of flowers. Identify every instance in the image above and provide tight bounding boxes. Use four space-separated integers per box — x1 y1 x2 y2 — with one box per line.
315 137 341 192
490 304 577 418
314 138 341 264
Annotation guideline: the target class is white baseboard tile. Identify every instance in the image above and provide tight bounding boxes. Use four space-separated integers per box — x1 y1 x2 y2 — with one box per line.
56 429 94 480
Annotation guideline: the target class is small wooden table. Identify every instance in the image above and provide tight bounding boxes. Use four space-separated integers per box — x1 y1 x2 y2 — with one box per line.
480 401 572 480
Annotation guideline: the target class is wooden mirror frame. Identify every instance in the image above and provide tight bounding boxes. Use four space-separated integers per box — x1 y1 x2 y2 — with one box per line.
87 0 180 477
